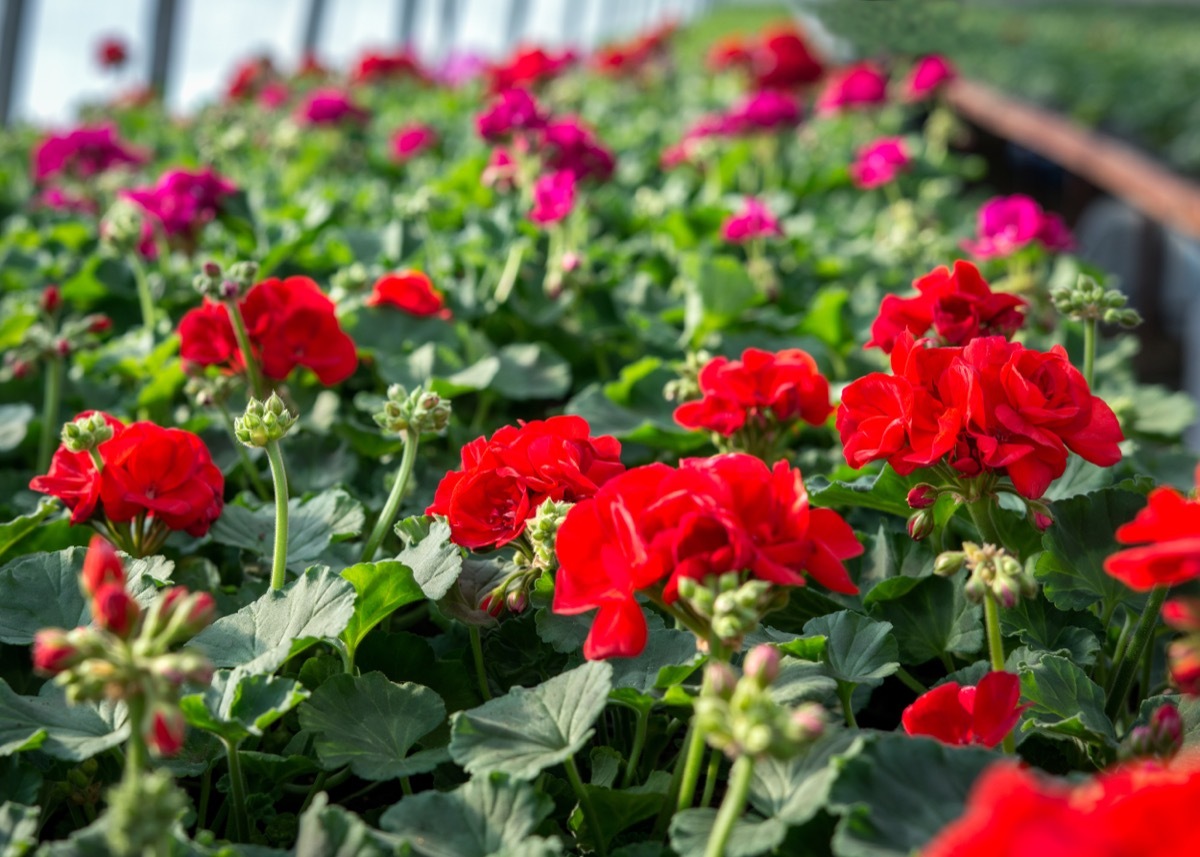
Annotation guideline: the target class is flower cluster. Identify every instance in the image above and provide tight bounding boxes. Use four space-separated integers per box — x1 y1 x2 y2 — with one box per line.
903 55 956 101
590 23 674 78
297 89 371 127
530 170 577 226
33 536 215 757
365 270 451 318
122 168 237 257
30 412 225 552
427 415 624 551
902 671 1026 748
816 63 888 114
33 126 144 183
849 137 911 190
865 261 1027 353
663 90 803 168
962 194 1074 259
390 124 439 163
225 55 278 101
553 453 863 659
721 197 783 243
707 24 824 89
351 48 424 84
179 275 358 386
486 45 575 92
837 334 1123 500
1104 465 1200 590
925 757 1200 857
673 347 832 442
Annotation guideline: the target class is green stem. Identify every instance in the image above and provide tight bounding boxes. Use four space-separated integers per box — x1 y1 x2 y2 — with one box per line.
1105 585 1169 721
494 241 526 304
564 755 608 857
676 707 708 813
703 755 755 857
196 767 212 832
123 694 147 785
622 706 650 788
469 625 492 701
222 739 250 842
217 401 269 499
37 356 64 473
1082 316 1097 389
225 299 266 399
983 592 1015 753
837 681 858 729
265 440 290 590
130 254 156 340
700 748 721 808
361 428 419 562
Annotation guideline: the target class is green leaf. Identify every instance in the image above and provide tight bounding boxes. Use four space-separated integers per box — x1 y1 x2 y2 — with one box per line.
865 576 982 665
1000 596 1102 667
294 792 394 857
0 801 38 857
669 809 787 857
340 561 426 657
0 680 127 761
573 772 671 851
299 672 447 781
0 499 59 564
681 253 761 345
769 657 839 707
608 617 700 696
1035 489 1148 611
180 671 309 744
0 404 33 453
380 773 554 857
209 489 365 573
490 343 572 401
450 661 613 780
1042 454 1115 501
808 467 915 519
191 567 357 677
1018 652 1117 746
397 520 462 601
803 612 899 687
750 731 861 827
828 734 997 857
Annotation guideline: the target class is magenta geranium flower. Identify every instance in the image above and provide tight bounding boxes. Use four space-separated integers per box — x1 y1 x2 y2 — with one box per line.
817 63 888 114
903 55 956 101
390 124 439 163
529 170 576 225
297 89 370 126
962 194 1074 259
849 137 911 189
724 89 802 134
476 88 547 142
539 117 615 182
722 197 782 243
33 126 145 183
121 167 237 257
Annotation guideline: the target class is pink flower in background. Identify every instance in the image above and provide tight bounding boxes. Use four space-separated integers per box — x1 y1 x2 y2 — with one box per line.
482 146 517 190
962 194 1074 259
903 54 956 100
437 51 488 86
297 89 370 126
722 197 783 243
816 63 888 114
33 126 145 182
390 124 439 162
34 187 97 214
476 88 547 142
540 117 615 182
258 81 290 109
122 167 237 257
529 170 577 225
849 137 911 189
724 89 802 133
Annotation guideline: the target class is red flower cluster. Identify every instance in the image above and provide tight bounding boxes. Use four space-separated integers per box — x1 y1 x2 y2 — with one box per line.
30 412 224 538
553 454 863 659
487 46 576 92
707 25 824 89
924 757 1200 857
428 416 624 551
365 271 451 319
866 261 1027 353
1104 465 1200 590
179 276 358 386
674 348 832 437
225 55 278 101
902 671 1026 748
351 48 424 84
590 23 674 77
837 335 1123 500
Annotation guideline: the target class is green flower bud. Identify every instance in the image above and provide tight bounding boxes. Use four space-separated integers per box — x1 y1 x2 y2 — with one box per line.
104 769 189 857
234 395 296 447
60 413 115 454
933 550 967 577
373 384 451 436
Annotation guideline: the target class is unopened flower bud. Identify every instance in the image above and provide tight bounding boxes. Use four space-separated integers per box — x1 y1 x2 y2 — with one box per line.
789 702 827 742
964 573 987 604
991 574 1021 609
906 483 938 510
219 279 241 300
1163 598 1200 633
92 585 140 638
933 550 966 577
1151 703 1183 754
145 705 186 757
1168 640 1200 695
41 285 62 314
744 645 780 687
480 593 504 618
1026 500 1053 531
156 588 217 640
505 590 527 614
561 251 580 273
88 315 113 334
81 534 125 596
202 261 222 279
235 395 295 447
62 414 116 455
55 339 71 358
706 662 738 699
228 261 258 288
33 628 85 674
907 509 934 541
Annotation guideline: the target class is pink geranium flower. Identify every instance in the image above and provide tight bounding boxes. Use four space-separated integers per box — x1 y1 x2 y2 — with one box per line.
962 194 1074 259
724 89 802 134
297 89 370 126
849 137 911 189
529 170 576 225
903 55 956 100
817 63 888 114
121 167 237 257
390 124 438 163
33 126 144 183
722 197 782 243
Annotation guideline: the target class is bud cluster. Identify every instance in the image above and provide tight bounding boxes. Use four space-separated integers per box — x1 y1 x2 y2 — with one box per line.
2 307 112 382
1163 597 1200 695
235 393 297 447
663 350 713 404
479 500 574 618
104 768 189 857
1121 702 1184 762
32 536 215 757
61 412 116 454
192 259 259 301
184 372 238 410
678 572 788 652
934 541 1038 608
100 198 147 254
695 646 827 760
1050 274 1141 328
373 384 452 436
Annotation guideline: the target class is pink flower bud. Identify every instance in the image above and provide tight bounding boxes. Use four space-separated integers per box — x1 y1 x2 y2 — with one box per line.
907 510 934 541
92 584 139 638
81 534 125 597
1168 640 1200 695
1032 511 1053 531
41 286 62 314
32 628 82 674
744 644 781 686
146 705 186 756
1163 598 1200 633
88 315 113 334
203 261 222 278
561 251 580 273
1151 702 1183 755
55 339 71 357
506 590 528 614
706 661 738 699
906 484 938 510
10 359 30 379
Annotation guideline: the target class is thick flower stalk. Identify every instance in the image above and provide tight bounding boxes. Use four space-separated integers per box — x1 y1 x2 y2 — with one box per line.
1051 273 1142 387
235 394 297 589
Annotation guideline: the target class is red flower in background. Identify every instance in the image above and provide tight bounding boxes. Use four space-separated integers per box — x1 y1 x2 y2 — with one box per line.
97 36 128 70
428 415 624 551
29 411 125 524
707 36 752 72
902 671 1026 748
674 348 832 437
225 55 277 101
553 454 861 659
366 271 451 319
487 46 575 92
179 276 358 386
81 533 125 596
903 55 956 100
1104 465 1200 590
816 63 888 114
751 25 824 89
351 48 424 84
866 261 1027 353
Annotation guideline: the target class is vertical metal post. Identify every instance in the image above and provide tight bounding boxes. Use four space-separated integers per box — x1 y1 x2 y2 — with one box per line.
0 0 28 126
439 0 459 59
506 0 530 48
397 0 419 47
302 0 327 56
148 0 180 99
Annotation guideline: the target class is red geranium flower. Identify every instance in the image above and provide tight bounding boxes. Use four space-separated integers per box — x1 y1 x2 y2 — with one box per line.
428 415 624 551
351 48 424 84
1105 466 1200 590
97 36 128 70
674 348 832 437
750 26 824 89
866 261 1027 353
487 46 575 92
29 411 125 524
365 271 451 319
553 454 861 659
902 671 1026 748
